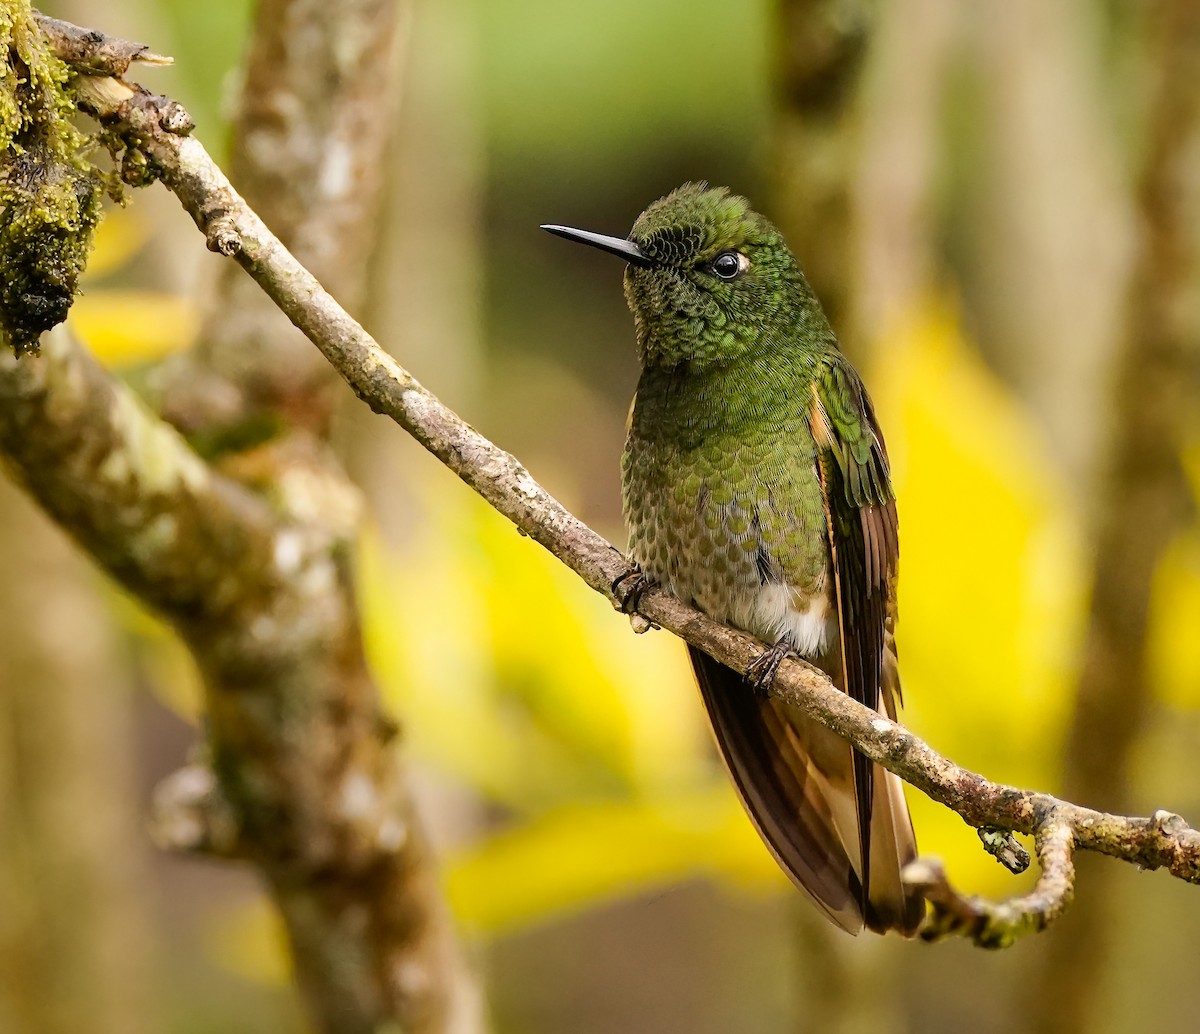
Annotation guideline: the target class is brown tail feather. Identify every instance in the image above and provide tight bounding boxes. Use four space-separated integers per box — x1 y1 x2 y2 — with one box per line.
864 767 924 933
688 645 922 935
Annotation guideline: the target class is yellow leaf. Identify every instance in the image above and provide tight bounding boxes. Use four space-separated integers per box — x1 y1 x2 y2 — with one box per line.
202 896 292 986
87 206 150 278
471 490 702 795
69 290 199 366
445 786 781 935
359 476 703 810
102 586 203 722
1148 529 1200 711
1182 441 1200 504
360 514 556 808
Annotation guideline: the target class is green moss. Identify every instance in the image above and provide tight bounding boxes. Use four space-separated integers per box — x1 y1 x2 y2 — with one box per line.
0 0 105 356
0 149 101 354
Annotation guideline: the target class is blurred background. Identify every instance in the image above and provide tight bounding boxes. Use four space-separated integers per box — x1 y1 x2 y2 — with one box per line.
2 0 1199 1032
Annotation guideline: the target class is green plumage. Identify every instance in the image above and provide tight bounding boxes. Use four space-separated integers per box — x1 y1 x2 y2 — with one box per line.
545 183 924 935
623 354 828 623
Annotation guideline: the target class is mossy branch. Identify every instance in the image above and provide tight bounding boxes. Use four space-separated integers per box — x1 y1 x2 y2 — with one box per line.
16 13 1200 951
0 0 110 354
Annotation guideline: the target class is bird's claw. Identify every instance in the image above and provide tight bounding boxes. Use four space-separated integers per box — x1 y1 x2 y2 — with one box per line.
745 639 794 698
612 567 650 615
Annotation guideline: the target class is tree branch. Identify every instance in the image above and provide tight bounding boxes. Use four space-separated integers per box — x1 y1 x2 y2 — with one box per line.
0 323 282 617
906 821 1075 948
152 0 409 438
31 15 1200 950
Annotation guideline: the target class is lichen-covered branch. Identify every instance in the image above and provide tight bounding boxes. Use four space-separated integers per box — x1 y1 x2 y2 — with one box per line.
907 821 1075 948
0 322 457 1034
0 0 110 355
31 12 170 75
40 23 1200 951
0 324 281 614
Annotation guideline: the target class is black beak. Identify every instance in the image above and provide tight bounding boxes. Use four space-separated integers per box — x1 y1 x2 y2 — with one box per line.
540 224 652 267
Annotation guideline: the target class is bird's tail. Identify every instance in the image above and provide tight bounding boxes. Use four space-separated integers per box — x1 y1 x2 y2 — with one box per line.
688 645 923 935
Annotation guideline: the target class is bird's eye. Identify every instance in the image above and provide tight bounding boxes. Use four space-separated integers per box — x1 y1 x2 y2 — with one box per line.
711 251 746 281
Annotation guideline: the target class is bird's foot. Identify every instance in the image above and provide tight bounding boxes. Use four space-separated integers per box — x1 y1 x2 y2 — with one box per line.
745 638 795 697
611 565 650 615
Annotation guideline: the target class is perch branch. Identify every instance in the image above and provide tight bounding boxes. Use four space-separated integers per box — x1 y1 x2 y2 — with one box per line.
33 16 1200 949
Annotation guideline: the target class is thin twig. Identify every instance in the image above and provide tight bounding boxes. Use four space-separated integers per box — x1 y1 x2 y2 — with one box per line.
906 820 1075 947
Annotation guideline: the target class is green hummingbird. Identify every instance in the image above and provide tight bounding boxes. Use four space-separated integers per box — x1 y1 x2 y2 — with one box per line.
543 183 923 935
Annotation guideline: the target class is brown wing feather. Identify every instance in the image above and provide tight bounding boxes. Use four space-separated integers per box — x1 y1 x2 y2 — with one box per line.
810 373 924 934
688 645 866 932
815 450 881 911
863 584 923 931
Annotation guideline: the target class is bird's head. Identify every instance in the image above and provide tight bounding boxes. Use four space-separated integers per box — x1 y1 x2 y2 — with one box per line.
544 183 823 369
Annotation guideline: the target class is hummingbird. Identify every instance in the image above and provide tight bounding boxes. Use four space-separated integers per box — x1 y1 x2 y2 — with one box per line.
542 183 923 935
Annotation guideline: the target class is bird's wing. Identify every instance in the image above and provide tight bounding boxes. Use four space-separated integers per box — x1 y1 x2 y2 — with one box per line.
689 356 921 934
689 643 867 931
808 359 896 708
807 358 923 933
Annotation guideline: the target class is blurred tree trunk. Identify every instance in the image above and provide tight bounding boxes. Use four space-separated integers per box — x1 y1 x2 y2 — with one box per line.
953 0 1133 488
771 0 872 352
1032 2 1200 1030
852 0 960 342
0 481 152 1034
